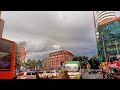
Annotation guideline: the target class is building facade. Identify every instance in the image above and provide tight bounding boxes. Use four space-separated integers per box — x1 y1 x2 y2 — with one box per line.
96 11 120 62
97 11 116 23
48 50 74 68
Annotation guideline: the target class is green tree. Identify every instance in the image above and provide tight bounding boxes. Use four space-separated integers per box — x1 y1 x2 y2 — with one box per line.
73 56 88 62
36 59 42 70
72 56 89 68
89 56 99 69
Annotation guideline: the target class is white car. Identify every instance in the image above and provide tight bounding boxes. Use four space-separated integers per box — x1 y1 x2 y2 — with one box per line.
17 72 28 79
39 71 46 78
50 70 59 77
26 72 36 79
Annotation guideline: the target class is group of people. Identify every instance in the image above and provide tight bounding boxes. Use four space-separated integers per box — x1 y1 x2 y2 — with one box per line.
100 58 120 71
100 58 120 79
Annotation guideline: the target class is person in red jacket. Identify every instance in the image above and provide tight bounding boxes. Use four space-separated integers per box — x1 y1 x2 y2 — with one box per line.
118 59 120 70
114 59 119 68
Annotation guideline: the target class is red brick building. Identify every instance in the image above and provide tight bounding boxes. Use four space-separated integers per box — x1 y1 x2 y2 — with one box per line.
48 50 74 68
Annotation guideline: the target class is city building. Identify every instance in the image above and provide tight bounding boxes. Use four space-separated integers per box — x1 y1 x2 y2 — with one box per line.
0 11 4 38
95 11 120 62
97 11 116 23
41 58 49 70
48 50 74 68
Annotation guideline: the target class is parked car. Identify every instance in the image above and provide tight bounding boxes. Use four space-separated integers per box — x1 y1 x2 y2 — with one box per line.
39 71 46 78
17 72 28 79
26 72 36 79
50 70 59 78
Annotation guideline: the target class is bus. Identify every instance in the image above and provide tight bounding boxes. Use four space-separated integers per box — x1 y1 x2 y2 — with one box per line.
0 38 17 79
65 61 81 79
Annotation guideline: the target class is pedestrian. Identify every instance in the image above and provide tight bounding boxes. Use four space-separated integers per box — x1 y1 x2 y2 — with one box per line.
36 72 40 79
86 62 91 74
118 58 120 70
61 70 70 79
100 60 108 71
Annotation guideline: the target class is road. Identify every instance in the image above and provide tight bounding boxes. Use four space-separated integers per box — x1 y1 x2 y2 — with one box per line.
82 70 103 79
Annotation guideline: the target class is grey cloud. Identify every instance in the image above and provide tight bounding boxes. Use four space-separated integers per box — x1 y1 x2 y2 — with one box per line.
2 11 120 59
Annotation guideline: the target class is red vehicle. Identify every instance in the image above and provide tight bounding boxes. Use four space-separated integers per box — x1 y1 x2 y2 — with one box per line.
0 38 17 79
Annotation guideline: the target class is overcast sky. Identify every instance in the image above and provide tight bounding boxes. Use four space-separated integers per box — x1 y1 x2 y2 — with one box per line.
1 11 120 60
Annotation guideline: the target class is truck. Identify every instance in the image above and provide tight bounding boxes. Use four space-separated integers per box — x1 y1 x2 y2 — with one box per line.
64 61 81 79
0 38 17 79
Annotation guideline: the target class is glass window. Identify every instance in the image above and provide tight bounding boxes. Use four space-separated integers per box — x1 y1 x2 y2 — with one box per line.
65 64 79 72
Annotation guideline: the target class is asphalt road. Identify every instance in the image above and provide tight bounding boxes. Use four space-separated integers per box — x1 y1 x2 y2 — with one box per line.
82 71 103 79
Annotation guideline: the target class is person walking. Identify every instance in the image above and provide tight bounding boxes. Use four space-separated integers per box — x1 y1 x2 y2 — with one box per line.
61 70 70 79
100 60 108 79
86 62 91 74
36 72 40 79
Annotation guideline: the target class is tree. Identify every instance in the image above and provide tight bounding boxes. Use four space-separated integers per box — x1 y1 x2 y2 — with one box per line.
72 56 89 68
73 56 88 62
88 56 99 69
16 41 27 70
36 59 42 70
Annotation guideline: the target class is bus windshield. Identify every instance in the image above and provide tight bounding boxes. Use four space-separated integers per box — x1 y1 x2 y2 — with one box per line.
65 64 79 72
0 39 12 71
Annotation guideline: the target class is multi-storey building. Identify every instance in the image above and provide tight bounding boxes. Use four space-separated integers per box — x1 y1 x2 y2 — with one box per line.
48 50 74 68
96 11 120 62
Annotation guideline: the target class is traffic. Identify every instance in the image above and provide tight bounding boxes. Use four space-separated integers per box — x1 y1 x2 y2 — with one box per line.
15 61 82 79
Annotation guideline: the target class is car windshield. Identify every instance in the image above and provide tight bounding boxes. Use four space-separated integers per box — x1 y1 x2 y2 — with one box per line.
65 64 79 72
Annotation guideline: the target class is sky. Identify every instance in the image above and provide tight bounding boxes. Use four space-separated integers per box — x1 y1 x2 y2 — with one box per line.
1 11 120 60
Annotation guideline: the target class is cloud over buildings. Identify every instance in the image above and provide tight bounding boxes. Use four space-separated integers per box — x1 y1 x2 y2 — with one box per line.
2 11 120 59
